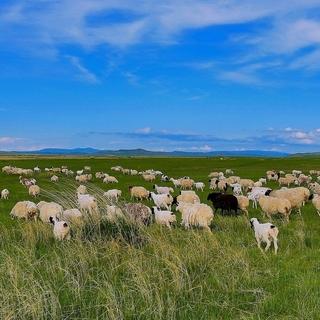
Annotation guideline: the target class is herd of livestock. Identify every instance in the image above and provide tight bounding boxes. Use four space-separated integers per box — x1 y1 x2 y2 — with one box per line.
2 164 320 254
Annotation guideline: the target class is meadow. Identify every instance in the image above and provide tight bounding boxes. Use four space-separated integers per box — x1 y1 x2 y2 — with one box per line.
0 156 320 319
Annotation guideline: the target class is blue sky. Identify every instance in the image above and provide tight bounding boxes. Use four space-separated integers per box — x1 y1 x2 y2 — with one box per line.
1 1 320 153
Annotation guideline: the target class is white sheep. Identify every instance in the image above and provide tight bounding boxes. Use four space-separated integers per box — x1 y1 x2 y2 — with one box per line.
51 175 59 182
103 176 118 184
63 208 83 224
194 182 205 192
77 185 87 195
250 218 279 254
236 195 249 216
311 194 320 216
153 185 174 194
247 187 272 208
230 183 242 196
170 178 181 188
28 185 41 197
77 193 99 215
38 201 63 223
10 201 38 220
49 217 71 240
175 190 200 204
103 189 122 201
150 192 173 210
1 189 9 200
151 207 176 229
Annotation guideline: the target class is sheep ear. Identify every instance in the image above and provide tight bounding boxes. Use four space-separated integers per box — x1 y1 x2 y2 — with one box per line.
49 217 55 225
63 223 68 228
270 225 276 229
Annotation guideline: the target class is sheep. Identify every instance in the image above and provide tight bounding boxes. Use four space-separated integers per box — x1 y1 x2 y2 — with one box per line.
278 176 296 187
153 185 174 195
309 182 320 195
247 187 272 208
225 169 234 175
142 174 156 182
258 196 291 222
194 182 205 191
180 178 194 190
209 178 218 190
269 187 310 214
63 208 83 224
149 192 173 210
259 178 267 185
253 181 263 188
173 190 200 205
105 205 124 222
250 218 279 254
239 179 255 193
51 175 59 182
129 186 149 200
151 207 176 229
10 201 38 220
38 201 63 223
297 174 312 185
84 166 91 172
1 189 9 200
34 166 41 173
95 172 106 179
176 203 214 232
207 193 238 214
123 203 152 225
103 189 122 202
236 195 250 216
77 170 84 175
28 185 41 197
230 183 242 196
77 194 98 215
217 180 228 192
103 176 118 184
170 178 181 188
311 194 320 216
77 185 87 195
267 171 279 181
208 172 220 178
161 175 169 182
49 217 71 241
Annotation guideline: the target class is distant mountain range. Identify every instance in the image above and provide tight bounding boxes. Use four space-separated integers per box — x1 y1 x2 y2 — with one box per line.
0 148 290 157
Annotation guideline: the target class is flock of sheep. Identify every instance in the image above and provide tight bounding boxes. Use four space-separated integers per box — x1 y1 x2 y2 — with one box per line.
2 164 320 255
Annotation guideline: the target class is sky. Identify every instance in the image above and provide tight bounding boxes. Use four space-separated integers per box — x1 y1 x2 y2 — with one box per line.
1 1 320 153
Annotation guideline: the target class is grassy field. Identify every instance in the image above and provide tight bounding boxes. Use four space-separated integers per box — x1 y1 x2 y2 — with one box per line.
0 156 320 319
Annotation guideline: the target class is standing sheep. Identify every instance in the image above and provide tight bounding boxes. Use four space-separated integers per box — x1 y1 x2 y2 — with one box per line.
10 201 38 220
1 189 9 200
29 185 41 197
49 217 71 241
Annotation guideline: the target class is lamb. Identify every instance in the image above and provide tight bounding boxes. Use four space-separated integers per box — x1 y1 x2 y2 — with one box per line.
151 207 176 229
161 175 170 182
258 196 291 222
236 195 249 216
209 178 218 190
51 175 59 182
28 185 41 197
149 192 173 210
176 203 213 232
230 183 242 196
259 178 267 185
49 217 71 241
194 182 205 191
153 185 174 194
247 187 272 208
170 178 181 188
103 176 118 184
34 166 41 173
129 186 149 200
123 203 152 225
173 190 200 205
10 201 38 220
250 218 279 254
207 193 238 214
103 189 122 201
1 189 9 200
38 201 63 223
77 194 99 215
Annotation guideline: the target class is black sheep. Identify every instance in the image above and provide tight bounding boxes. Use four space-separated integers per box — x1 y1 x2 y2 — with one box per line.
207 192 238 215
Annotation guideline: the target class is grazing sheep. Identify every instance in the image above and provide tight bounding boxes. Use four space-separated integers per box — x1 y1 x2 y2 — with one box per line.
1 189 9 200
239 179 255 193
278 176 296 187
49 217 71 240
236 195 250 216
311 194 320 216
170 178 181 188
28 185 41 197
208 172 220 178
258 196 291 222
153 185 174 194
161 175 170 182
173 190 200 205
149 192 173 210
250 218 279 254
77 194 99 215
129 186 149 200
180 178 194 190
63 208 83 223
51 175 59 182
10 201 38 220
103 176 118 184
207 193 238 214
225 169 234 175
194 182 205 191
176 203 214 232
38 201 63 223
123 203 152 225
142 174 156 182
103 189 122 201
151 207 176 229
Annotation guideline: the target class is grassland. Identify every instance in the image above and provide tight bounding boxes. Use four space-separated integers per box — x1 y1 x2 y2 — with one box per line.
0 156 320 319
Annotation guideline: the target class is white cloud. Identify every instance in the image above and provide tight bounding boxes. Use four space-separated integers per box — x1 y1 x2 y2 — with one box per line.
67 56 99 83
136 127 152 134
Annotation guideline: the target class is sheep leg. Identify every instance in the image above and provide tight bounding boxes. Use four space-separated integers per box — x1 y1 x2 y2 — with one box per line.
256 237 264 253
273 238 278 255
265 239 271 252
